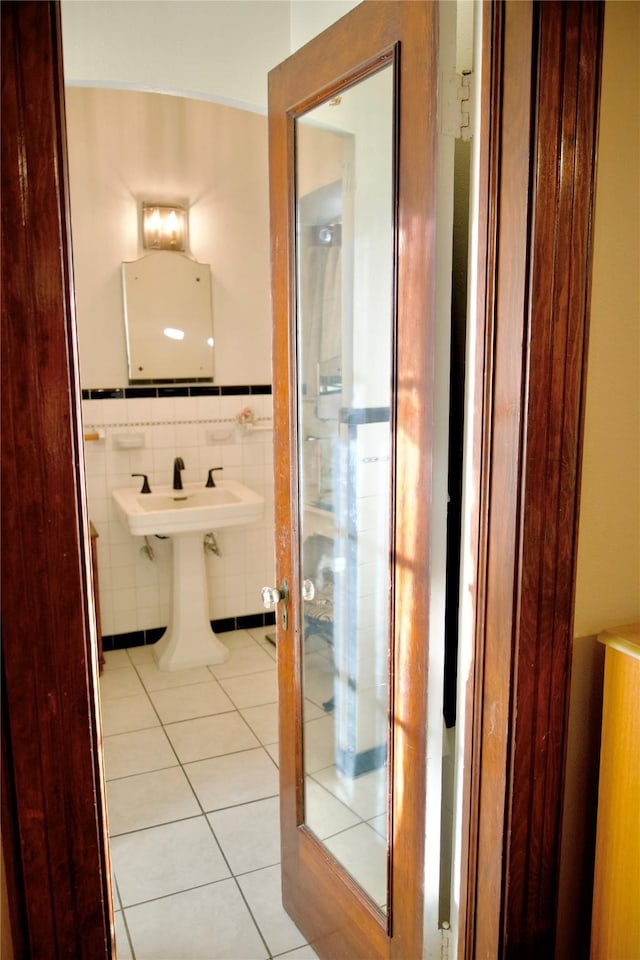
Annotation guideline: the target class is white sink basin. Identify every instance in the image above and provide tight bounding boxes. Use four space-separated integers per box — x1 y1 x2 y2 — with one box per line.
112 479 264 536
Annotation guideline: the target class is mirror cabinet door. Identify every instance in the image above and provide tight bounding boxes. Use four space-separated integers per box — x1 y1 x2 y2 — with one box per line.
122 252 214 381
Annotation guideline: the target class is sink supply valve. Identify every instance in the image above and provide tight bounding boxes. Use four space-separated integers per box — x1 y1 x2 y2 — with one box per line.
204 532 221 557
261 579 289 630
139 535 156 561
132 473 151 493
206 467 223 488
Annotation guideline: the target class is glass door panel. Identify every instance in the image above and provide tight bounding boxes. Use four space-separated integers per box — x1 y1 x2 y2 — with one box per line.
295 65 394 913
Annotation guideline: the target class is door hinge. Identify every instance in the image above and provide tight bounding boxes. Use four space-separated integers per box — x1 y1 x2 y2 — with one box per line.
440 70 474 141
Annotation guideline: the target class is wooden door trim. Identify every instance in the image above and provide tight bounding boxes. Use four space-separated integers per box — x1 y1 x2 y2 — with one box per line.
504 3 603 954
1 2 113 956
460 2 604 957
0 2 604 957
269 4 436 957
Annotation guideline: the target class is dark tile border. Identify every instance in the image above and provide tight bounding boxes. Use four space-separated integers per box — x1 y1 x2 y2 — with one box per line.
82 384 271 400
220 385 250 396
101 611 276 651
339 405 390 425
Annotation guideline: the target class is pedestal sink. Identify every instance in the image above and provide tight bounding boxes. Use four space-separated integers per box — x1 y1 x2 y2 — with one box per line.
112 480 264 670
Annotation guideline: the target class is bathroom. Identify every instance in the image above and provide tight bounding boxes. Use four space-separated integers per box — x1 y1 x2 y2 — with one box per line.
66 53 308 960
62 1 472 957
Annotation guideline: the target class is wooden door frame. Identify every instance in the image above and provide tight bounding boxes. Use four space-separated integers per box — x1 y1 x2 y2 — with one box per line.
1 2 113 957
0 1 603 957
459 2 604 957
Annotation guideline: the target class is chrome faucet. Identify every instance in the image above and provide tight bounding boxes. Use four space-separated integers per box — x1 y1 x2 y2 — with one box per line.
173 456 185 490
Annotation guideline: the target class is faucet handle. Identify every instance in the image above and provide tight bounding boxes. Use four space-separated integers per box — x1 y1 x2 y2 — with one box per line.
132 473 151 494
206 467 223 488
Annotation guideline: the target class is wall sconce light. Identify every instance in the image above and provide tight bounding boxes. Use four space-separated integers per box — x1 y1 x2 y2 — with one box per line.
142 203 187 251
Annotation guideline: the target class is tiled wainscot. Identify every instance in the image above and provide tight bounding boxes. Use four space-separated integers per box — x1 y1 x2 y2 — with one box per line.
82 386 275 645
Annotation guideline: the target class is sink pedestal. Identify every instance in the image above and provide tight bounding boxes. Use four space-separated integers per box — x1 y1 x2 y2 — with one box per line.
153 532 229 670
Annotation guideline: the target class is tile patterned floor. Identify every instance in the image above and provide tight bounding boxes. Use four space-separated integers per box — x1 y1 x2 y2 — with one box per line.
101 627 319 960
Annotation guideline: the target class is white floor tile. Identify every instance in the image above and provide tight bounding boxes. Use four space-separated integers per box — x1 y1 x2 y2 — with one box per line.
247 625 276 645
103 727 177 780
302 699 327 722
274 946 320 959
164 712 259 764
238 864 306 956
313 764 387 821
240 701 279 745
100 666 144 701
125 880 269 959
136 661 213 692
302 715 335 773
126 645 155 664
111 816 230 907
111 864 121 910
323 821 388 908
218 669 278 709
208 796 280 875
215 628 257 651
149 680 235 724
301 634 330 656
262 641 278 661
107 766 201 836
100 693 160 737
185 747 278 812
368 812 387 839
113 911 133 959
102 649 132 670
301 652 335 707
208 643 276 680
101 638 321 958
304 778 360 839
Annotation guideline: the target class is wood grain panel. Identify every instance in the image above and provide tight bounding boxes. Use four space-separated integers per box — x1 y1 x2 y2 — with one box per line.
1 2 113 956
505 4 604 957
468 3 536 957
463 2 604 957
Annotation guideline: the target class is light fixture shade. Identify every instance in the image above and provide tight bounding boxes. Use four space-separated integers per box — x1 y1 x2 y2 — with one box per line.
142 203 187 251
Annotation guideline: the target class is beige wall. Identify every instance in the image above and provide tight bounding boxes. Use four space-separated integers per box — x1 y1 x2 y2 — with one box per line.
558 4 640 955
61 1 290 110
61 1 354 110
66 88 271 387
573 0 640 638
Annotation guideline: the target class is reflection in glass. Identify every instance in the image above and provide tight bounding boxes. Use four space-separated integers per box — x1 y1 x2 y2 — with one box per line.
295 64 394 912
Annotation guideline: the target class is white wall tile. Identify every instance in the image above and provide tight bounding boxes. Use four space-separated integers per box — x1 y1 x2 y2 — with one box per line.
112 587 137 612
173 397 193 420
82 399 105 424
221 443 242 468
128 449 153 474
85 393 275 638
125 397 153 422
112 565 136 590
150 397 175 423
